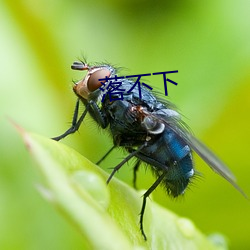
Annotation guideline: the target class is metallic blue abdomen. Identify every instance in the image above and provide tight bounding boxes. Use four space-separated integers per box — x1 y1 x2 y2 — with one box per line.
137 128 194 197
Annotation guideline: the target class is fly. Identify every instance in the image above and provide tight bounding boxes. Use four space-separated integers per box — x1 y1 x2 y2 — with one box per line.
52 60 246 240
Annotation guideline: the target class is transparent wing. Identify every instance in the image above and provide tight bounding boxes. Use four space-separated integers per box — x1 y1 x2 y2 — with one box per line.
148 109 247 198
169 122 247 198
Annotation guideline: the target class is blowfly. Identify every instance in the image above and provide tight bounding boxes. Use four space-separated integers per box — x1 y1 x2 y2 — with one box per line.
52 60 246 240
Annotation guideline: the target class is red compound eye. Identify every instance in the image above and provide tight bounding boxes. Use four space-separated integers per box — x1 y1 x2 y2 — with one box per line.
87 68 111 92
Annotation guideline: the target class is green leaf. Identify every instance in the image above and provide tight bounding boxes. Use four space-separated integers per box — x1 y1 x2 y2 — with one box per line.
19 128 227 250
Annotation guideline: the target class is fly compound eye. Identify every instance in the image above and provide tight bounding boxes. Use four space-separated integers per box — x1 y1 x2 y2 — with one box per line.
87 68 111 92
73 66 112 100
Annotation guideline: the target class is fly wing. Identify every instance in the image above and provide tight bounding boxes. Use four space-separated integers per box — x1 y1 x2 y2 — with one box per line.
184 132 236 181
150 109 247 198
169 123 247 198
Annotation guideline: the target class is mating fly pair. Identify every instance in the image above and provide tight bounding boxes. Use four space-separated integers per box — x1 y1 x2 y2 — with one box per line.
52 60 245 240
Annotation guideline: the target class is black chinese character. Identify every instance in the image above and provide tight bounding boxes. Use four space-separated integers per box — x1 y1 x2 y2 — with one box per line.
98 75 126 102
153 71 178 96
126 74 152 99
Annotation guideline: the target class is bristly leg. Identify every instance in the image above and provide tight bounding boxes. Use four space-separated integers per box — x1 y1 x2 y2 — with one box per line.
96 146 116 165
140 172 166 240
106 143 147 184
52 99 89 141
133 160 141 189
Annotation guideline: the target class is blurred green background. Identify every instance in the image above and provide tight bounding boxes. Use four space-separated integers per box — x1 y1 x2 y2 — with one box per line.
0 0 249 249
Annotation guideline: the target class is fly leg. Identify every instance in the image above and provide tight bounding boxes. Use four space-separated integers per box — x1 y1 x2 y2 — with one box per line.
52 99 89 141
133 160 141 189
140 172 166 240
96 145 116 165
52 99 108 141
107 143 146 184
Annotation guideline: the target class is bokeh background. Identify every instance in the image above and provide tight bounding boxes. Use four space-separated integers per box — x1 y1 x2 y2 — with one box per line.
1 0 249 249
